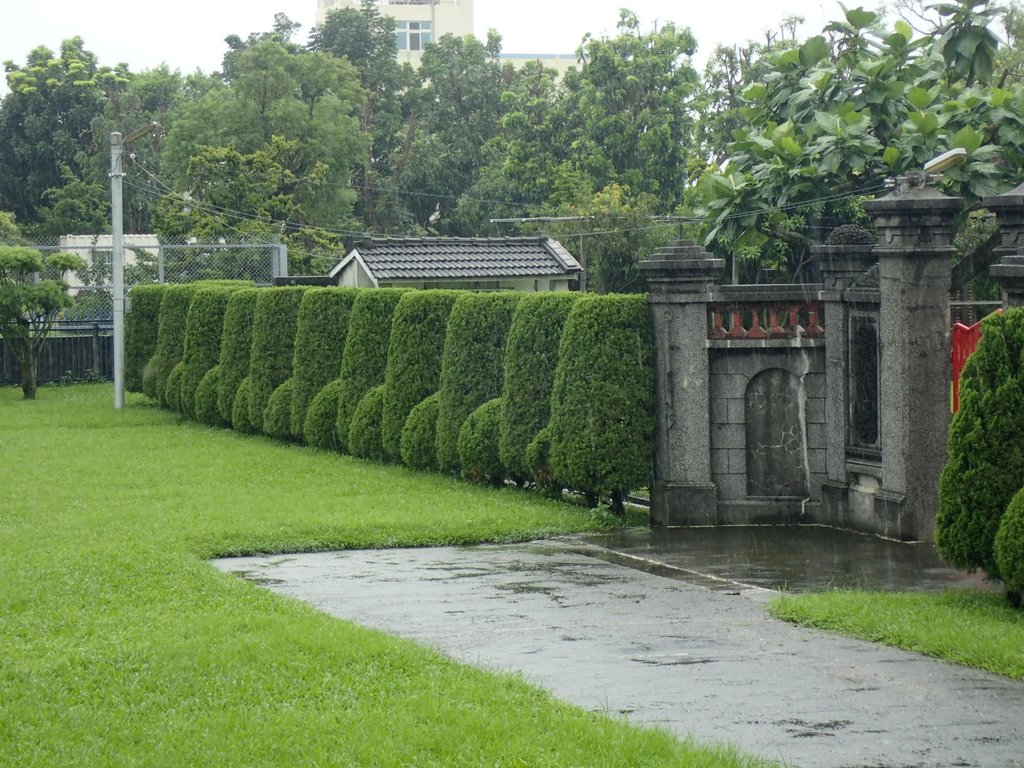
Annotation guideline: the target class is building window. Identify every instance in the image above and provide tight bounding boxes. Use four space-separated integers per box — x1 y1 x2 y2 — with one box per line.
396 21 432 51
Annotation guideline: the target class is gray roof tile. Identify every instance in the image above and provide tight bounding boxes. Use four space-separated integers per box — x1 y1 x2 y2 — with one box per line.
342 236 583 281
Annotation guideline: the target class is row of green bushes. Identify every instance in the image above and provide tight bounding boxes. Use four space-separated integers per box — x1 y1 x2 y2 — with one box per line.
127 285 654 510
937 308 1024 604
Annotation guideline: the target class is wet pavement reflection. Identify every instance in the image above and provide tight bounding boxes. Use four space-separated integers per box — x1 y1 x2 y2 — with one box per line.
579 525 995 593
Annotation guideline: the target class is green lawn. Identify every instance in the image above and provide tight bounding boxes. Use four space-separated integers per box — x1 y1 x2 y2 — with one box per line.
771 588 1024 680
0 384 770 767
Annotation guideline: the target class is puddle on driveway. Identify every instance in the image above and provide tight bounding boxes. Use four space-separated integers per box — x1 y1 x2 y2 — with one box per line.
577 525 995 593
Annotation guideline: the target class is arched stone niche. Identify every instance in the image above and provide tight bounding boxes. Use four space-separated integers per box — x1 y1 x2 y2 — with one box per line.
745 368 809 498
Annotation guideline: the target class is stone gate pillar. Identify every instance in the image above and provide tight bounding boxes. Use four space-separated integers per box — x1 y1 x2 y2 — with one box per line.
865 186 962 541
639 240 724 525
984 183 1024 308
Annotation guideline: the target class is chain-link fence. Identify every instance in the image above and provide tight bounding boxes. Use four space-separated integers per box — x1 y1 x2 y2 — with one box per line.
1 235 287 386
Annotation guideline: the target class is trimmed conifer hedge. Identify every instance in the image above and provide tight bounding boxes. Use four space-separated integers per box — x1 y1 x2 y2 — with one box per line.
335 289 406 454
149 284 202 407
380 290 459 461
548 294 654 512
165 362 186 413
349 384 387 461
458 398 505 485
304 378 345 450
290 288 359 440
195 366 224 426
996 489 1024 603
400 393 441 471
435 292 522 473
247 287 308 434
231 377 257 434
937 308 1024 580
499 292 581 480
216 288 261 425
125 284 166 393
264 379 296 442
179 286 239 419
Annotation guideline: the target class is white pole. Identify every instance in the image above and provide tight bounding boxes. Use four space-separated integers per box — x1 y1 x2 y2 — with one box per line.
110 132 125 410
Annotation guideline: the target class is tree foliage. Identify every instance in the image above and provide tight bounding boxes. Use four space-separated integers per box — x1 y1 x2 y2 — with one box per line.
0 245 86 398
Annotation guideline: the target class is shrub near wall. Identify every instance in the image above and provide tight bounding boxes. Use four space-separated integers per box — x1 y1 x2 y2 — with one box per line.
937 308 1024 580
435 292 522 473
125 284 166 393
149 284 202 407
548 294 655 512
216 288 261 425
304 379 345 450
380 290 459 461
248 287 308 434
400 393 441 471
179 286 239 419
290 288 359 440
499 293 581 481
349 384 387 461
335 289 407 454
458 398 505 485
265 378 296 442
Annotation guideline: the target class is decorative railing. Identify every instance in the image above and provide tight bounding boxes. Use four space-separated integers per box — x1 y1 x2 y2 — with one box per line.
708 302 824 340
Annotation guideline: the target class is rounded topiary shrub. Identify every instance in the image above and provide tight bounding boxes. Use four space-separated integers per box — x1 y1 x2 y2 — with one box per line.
457 398 505 485
435 292 522 473
195 366 224 426
231 376 257 435
290 288 359 441
217 288 261 425
336 289 406 454
995 488 1024 604
349 384 387 462
304 378 345 450
179 286 239 419
125 284 166 393
526 426 560 497
248 287 308 435
499 293 581 481
400 393 441 471
165 361 186 414
380 290 459 461
937 308 1024 579
264 378 296 442
151 284 201 407
548 294 654 513
142 355 160 400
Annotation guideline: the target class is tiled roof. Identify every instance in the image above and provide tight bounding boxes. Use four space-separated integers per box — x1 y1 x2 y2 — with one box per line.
334 236 582 281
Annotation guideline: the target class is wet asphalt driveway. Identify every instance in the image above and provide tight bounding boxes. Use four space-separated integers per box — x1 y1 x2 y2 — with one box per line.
214 531 1024 768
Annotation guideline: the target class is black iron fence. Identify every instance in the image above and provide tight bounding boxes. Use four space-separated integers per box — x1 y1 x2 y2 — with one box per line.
1 320 112 387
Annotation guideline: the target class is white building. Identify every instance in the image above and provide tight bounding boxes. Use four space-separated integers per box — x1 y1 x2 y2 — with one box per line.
316 0 574 74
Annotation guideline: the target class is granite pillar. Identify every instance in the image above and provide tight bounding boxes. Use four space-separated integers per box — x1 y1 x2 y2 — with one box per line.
639 241 725 526
983 183 1024 308
865 186 961 541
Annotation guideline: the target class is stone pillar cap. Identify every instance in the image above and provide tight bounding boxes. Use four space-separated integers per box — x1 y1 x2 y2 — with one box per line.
982 182 1024 211
639 239 725 278
864 185 963 213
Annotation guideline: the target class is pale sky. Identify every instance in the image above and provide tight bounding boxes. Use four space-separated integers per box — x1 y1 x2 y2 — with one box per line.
1 0 850 90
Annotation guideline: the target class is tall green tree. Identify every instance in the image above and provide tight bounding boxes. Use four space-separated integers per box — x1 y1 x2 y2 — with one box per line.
0 38 129 227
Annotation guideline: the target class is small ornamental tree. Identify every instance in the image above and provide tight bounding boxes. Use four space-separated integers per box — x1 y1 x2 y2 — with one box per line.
458 398 505 485
125 284 166 393
179 286 239 419
937 308 1024 580
149 284 201 407
217 288 261 425
380 290 459 461
335 289 406 453
548 294 655 514
248 287 308 434
0 245 86 399
435 292 522 473
349 384 387 461
400 393 441 471
499 293 581 481
290 288 358 440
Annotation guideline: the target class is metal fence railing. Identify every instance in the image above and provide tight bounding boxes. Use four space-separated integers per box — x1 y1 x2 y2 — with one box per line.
1 320 112 386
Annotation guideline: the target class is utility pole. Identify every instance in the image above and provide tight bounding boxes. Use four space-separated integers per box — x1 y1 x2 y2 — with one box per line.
110 132 125 409
110 122 159 410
